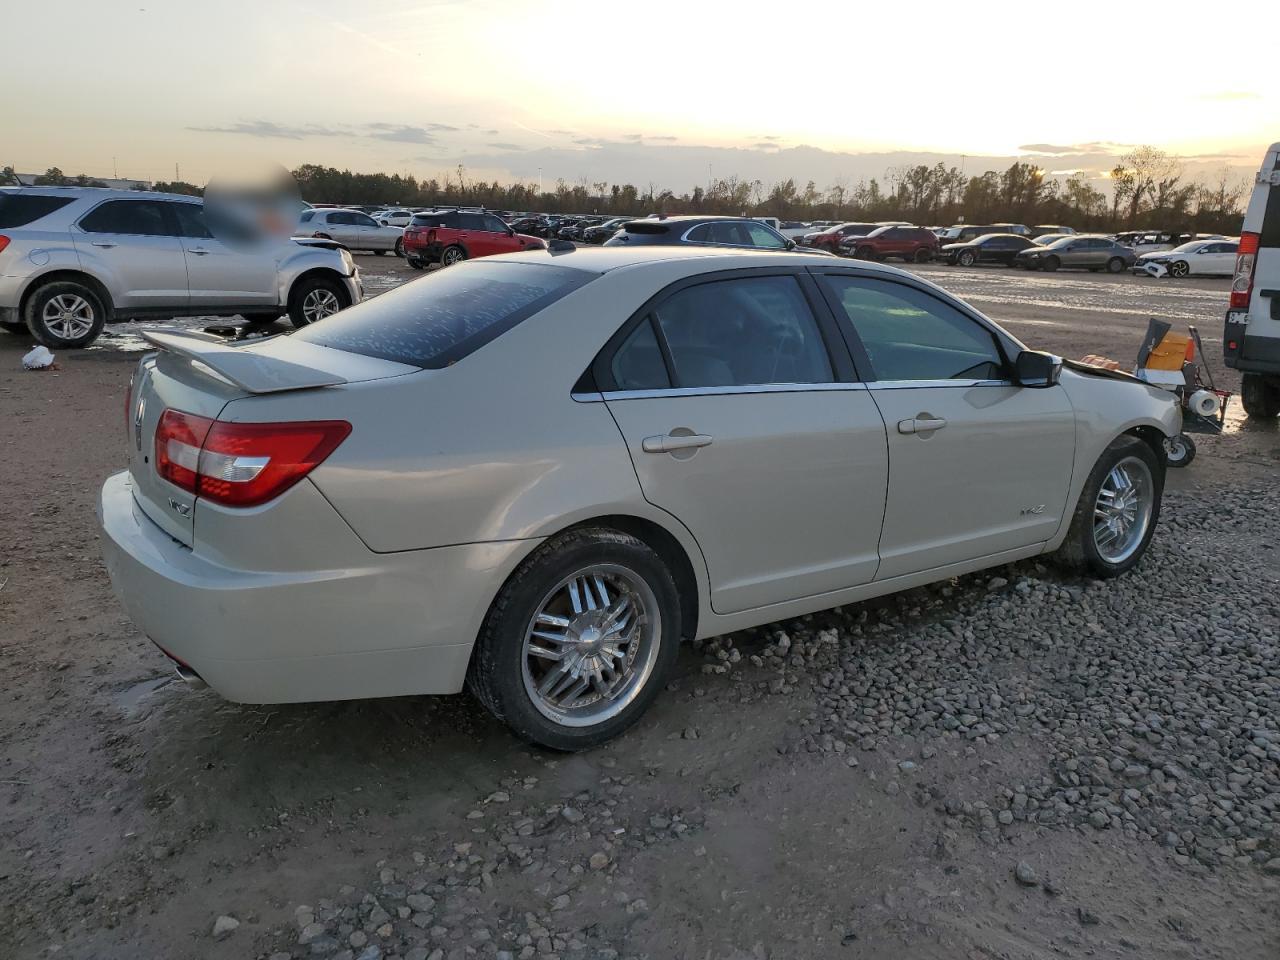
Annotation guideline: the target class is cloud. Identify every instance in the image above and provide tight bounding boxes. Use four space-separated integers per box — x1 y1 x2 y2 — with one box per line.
1017 141 1133 156
484 128 500 135
649 135 678 142
1199 90 1261 101
549 129 573 136
187 120 346 140
486 142 522 151
365 122 458 144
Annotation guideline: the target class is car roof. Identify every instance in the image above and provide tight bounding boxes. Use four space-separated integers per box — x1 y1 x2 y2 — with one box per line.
490 244 894 276
0 185 201 203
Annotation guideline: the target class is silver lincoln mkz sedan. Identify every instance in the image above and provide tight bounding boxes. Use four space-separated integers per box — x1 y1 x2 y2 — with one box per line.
100 246 1180 749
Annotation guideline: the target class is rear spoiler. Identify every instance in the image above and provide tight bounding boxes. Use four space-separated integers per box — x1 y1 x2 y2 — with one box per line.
140 329 348 393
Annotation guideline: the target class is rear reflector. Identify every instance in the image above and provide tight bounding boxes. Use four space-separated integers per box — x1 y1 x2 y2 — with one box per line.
155 410 350 507
0 235 10 255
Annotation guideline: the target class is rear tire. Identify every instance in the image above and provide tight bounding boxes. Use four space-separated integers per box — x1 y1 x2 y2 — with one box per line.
467 527 682 751
441 245 467 267
1056 436 1163 578
24 280 108 349
407 258 427 271
1241 373 1280 419
1106 257 1126 274
287 276 350 329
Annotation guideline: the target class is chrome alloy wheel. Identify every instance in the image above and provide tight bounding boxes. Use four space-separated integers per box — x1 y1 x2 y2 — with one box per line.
1093 456 1154 564
521 563 661 728
42 293 95 339
301 288 340 324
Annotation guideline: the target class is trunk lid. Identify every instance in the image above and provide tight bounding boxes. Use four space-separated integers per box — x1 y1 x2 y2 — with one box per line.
128 331 416 546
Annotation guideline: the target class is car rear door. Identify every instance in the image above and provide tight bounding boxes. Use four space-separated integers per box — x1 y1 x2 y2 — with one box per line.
170 201 277 308
482 213 524 254
72 198 189 311
598 269 889 614
815 270 1075 580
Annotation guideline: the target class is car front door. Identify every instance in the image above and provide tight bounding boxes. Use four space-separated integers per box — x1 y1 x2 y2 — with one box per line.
816 271 1076 580
72 198 189 311
598 270 889 614
1201 242 1236 275
348 212 386 251
170 201 277 308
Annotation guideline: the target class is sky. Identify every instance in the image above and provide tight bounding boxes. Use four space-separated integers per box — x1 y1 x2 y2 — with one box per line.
3 0 1275 194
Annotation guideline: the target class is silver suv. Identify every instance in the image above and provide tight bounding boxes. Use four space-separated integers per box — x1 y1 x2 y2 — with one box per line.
0 187 363 348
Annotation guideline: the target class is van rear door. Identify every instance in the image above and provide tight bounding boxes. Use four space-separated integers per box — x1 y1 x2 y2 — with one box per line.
1224 143 1280 375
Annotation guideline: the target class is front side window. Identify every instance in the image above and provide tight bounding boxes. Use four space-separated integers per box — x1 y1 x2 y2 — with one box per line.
293 261 592 368
650 275 833 388
744 222 788 249
823 275 1005 382
484 215 509 233
170 202 212 238
79 199 173 236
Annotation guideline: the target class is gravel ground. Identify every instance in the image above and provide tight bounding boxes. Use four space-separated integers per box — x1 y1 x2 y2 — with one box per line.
0 257 1276 959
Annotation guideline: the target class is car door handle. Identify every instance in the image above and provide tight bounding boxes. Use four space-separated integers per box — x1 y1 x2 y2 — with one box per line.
188 247 211 255
897 417 948 435
642 433 713 453
91 240 117 248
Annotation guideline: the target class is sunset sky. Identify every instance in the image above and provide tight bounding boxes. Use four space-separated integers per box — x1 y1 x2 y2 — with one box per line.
4 0 1274 191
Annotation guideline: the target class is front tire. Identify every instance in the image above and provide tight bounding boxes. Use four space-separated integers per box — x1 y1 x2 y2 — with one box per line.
1241 373 1280 419
913 247 932 263
1041 256 1060 272
287 276 350 329
24 280 107 348
394 238 405 258
957 250 976 267
854 246 875 261
1168 260 1189 278
467 528 682 750
1057 436 1163 578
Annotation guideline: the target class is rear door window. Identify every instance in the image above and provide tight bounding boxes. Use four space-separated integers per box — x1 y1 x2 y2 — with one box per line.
78 199 175 236
0 193 76 227
293 261 592 367
649 275 834 387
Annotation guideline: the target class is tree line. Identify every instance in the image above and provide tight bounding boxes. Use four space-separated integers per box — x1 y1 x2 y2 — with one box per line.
2 146 1249 233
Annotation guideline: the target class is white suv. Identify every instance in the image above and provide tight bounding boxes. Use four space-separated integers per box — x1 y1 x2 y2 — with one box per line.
0 187 363 348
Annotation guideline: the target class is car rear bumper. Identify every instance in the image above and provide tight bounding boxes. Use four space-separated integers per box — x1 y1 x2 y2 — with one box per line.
403 240 443 263
97 470 536 704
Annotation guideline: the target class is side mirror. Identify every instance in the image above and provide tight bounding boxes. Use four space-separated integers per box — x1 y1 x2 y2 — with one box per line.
1015 350 1062 388
785 239 796 250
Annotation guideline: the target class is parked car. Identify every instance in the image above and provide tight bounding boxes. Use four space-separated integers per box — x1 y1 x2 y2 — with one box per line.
777 220 814 240
1031 233 1073 247
839 226 940 262
940 233 1037 267
1115 230 1200 256
937 224 1008 245
99 245 1179 749
401 210 546 268
1223 140 1280 419
1014 236 1136 272
799 222 879 253
372 209 415 228
0 187 362 347
299 208 405 256
582 217 632 244
1030 224 1077 238
1134 239 1239 278
604 216 801 251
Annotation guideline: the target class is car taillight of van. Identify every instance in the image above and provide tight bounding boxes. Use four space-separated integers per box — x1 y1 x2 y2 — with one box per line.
155 409 351 507
1230 232 1259 309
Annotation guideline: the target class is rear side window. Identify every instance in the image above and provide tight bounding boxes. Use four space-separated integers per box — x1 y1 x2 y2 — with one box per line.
299 210 315 223
0 193 75 228
293 261 592 368
79 200 174 236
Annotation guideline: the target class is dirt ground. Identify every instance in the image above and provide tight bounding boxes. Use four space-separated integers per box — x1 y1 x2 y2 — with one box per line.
0 257 1276 960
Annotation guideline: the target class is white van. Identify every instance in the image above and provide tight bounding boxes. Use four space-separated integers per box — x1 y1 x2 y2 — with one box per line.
1223 142 1280 419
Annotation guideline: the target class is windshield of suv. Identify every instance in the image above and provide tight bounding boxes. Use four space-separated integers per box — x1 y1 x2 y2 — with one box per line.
0 193 76 228
293 260 592 367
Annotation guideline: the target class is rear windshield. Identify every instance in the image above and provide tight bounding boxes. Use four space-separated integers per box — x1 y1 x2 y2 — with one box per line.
0 193 75 228
293 260 592 368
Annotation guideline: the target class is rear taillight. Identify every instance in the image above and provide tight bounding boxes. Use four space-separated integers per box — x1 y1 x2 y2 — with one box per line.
155 410 350 508
1230 232 1259 309
0 235 10 255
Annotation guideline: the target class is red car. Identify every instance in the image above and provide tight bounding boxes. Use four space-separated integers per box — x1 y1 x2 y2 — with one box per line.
838 225 940 263
402 210 545 269
799 222 878 253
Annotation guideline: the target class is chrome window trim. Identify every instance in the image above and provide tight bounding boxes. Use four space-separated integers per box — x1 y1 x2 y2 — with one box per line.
572 378 1015 402
573 382 869 403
